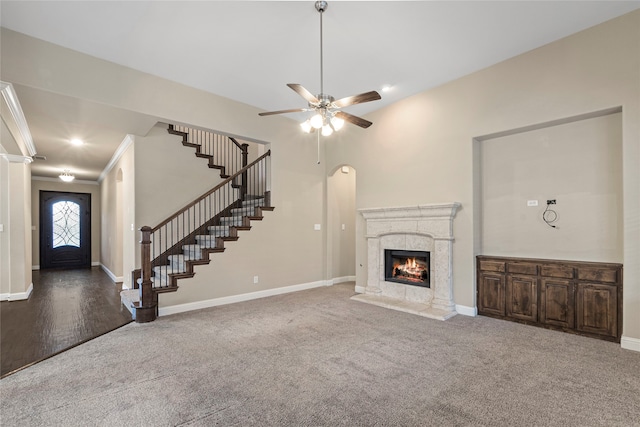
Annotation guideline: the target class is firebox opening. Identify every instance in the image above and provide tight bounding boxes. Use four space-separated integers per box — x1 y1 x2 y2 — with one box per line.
384 249 430 288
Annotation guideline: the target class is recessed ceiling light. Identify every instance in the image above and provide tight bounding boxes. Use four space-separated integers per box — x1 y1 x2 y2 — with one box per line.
70 138 84 146
381 85 392 93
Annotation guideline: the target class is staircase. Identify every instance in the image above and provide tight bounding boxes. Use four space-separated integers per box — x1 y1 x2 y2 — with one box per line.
121 125 273 322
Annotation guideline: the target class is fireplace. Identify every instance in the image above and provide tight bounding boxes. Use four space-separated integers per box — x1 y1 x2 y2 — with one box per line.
354 203 461 320
385 250 430 287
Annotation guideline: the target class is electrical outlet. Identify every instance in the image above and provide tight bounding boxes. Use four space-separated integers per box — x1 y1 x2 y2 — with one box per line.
314 224 321 231
253 276 259 284
547 199 557 205
527 200 538 207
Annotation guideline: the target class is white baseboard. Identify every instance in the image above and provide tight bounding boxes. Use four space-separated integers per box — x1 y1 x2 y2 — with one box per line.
331 275 356 285
159 280 328 317
0 283 33 301
354 285 366 293
100 264 123 283
621 336 640 352
32 265 39 271
455 304 477 317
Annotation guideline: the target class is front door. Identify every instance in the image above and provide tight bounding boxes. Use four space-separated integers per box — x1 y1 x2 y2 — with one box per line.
40 191 91 269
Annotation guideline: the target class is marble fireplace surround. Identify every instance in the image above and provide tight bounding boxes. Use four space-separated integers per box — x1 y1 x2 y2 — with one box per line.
352 203 461 321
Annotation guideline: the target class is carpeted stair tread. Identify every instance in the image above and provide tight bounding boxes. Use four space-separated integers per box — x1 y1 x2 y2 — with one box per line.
219 216 245 226
231 206 258 216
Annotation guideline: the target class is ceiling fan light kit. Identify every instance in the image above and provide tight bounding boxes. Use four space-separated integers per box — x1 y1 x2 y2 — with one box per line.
259 1 381 134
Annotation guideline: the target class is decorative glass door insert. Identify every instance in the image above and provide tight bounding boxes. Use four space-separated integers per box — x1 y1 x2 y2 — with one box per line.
52 201 81 248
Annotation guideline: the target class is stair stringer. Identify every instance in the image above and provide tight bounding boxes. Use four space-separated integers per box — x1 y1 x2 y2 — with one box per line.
167 124 238 179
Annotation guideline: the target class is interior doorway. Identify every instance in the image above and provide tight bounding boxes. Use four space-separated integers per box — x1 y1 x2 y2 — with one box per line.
327 165 357 282
39 191 91 269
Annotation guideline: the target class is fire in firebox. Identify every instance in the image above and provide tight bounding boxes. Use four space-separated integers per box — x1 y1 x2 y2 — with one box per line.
384 250 430 288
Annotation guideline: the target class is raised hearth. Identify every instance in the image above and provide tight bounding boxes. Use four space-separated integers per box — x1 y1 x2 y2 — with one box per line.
352 203 461 320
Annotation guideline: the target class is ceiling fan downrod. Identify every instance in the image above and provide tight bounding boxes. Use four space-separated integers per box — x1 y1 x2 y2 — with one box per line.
315 1 327 97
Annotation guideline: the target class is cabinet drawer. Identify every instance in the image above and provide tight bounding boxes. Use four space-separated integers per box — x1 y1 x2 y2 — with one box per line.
577 267 618 284
479 260 505 273
540 265 574 279
507 262 537 275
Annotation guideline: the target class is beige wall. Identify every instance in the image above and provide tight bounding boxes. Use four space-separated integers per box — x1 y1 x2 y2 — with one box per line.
0 155 33 297
1 109 33 298
480 112 623 262
157 137 326 307
0 153 9 295
326 11 639 343
134 123 226 229
327 165 356 280
31 179 101 268
100 138 135 284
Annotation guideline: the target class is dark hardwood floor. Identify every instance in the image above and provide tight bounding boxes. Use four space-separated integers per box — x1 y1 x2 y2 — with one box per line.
1 267 133 378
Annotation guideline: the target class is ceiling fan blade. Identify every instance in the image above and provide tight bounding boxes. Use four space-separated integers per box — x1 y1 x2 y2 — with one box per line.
287 84 320 104
332 91 381 108
258 108 308 117
335 111 373 129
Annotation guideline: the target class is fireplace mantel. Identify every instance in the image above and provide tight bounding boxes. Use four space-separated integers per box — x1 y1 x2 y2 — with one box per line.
353 203 461 320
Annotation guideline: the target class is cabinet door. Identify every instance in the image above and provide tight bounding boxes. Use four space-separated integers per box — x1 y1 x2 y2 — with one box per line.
506 275 537 322
478 274 505 316
576 283 618 338
540 278 575 329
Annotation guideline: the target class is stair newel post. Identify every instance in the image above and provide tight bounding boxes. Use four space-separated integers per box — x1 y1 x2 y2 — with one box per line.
241 143 249 200
136 226 157 323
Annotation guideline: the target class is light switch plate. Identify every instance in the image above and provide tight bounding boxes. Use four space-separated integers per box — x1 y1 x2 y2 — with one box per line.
527 200 539 207
314 224 321 231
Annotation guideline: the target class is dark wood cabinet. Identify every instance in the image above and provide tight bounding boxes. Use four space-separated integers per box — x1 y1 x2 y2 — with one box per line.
540 278 574 329
506 275 537 322
477 256 622 342
478 274 505 316
576 282 618 338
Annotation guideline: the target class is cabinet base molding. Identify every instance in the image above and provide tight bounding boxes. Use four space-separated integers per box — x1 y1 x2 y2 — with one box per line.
477 256 622 343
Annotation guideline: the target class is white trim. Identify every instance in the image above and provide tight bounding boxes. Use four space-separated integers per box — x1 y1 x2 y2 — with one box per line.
98 134 134 183
158 280 328 317
621 336 640 353
355 285 366 293
0 153 33 164
0 81 36 156
100 263 123 283
0 283 34 301
330 275 356 285
32 265 40 271
455 304 477 317
91 261 100 267
31 175 99 186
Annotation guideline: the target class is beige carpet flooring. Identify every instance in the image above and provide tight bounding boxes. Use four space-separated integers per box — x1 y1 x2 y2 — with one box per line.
1 282 639 426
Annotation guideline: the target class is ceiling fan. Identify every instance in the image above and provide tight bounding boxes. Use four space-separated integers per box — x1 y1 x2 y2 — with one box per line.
258 1 381 136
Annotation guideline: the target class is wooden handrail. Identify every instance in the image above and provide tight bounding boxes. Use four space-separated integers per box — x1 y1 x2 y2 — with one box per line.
229 136 245 151
151 150 271 232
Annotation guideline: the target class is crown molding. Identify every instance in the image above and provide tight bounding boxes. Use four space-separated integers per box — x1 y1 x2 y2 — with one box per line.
32 175 99 186
0 81 37 157
99 134 134 183
0 153 33 164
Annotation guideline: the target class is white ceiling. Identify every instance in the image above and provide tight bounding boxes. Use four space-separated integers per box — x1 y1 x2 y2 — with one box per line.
2 1 639 180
